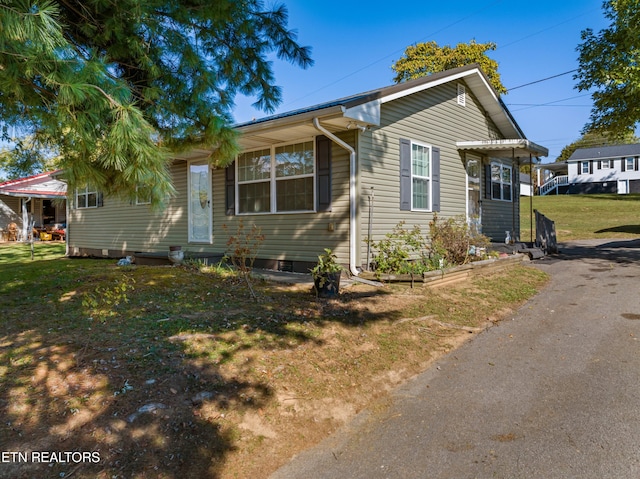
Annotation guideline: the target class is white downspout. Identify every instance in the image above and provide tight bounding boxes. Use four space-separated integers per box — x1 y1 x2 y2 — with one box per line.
313 117 359 276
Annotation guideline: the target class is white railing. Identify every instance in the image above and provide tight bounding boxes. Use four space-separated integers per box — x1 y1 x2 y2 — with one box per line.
539 175 568 195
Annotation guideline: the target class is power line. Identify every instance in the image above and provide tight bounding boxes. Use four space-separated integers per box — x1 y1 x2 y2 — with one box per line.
278 4 596 111
507 93 591 112
508 104 590 107
279 1 505 109
507 69 578 91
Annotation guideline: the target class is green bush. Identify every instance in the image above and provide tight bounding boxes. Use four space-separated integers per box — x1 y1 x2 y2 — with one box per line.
367 216 490 276
367 221 429 275
429 213 490 266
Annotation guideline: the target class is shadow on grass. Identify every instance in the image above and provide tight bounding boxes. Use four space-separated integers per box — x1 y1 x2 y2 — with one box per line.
0 257 401 479
595 225 640 235
542 238 640 265
574 193 640 202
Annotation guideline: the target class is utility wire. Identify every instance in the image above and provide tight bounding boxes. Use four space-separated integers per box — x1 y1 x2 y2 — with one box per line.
507 93 591 112
507 69 578 91
279 4 594 111
279 0 505 108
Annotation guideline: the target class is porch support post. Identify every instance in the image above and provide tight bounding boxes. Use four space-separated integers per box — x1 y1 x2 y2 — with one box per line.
512 148 516 241
529 153 533 244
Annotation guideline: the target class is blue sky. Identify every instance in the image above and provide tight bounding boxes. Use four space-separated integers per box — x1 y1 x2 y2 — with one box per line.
233 0 609 162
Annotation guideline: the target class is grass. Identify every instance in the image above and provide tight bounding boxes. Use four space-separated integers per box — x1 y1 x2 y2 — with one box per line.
0 242 548 479
520 193 640 241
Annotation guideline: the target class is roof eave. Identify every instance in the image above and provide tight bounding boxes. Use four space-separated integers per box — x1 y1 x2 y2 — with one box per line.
456 139 549 159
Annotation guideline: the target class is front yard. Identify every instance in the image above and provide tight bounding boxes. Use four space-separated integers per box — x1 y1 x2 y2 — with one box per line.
520 193 640 241
0 242 548 479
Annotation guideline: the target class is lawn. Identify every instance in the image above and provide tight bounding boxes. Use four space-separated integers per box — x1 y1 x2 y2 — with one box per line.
520 193 640 242
0 242 548 479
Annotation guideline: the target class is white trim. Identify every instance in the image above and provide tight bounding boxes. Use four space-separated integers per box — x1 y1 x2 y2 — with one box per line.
625 157 635 171
618 179 629 194
75 185 99 209
456 139 549 157
135 185 151 205
236 138 317 215
380 67 494 104
490 161 513 202
187 161 213 244
312 118 359 277
581 161 589 174
409 140 433 212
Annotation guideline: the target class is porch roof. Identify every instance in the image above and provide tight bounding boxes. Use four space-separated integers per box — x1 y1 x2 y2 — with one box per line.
0 171 67 199
456 139 549 162
535 160 568 174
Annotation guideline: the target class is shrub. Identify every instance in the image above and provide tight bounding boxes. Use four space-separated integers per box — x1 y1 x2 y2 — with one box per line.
367 216 491 276
429 213 490 266
223 219 265 301
367 221 430 275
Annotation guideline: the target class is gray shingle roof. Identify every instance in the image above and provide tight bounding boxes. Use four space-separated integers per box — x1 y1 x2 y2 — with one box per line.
567 143 640 161
233 64 500 129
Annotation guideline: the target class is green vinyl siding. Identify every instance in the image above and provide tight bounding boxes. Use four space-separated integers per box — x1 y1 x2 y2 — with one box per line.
213 131 353 266
358 80 507 262
481 162 521 242
68 132 354 266
67 75 526 266
68 162 189 255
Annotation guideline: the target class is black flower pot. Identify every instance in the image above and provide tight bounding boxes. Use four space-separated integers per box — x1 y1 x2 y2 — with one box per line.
313 272 341 298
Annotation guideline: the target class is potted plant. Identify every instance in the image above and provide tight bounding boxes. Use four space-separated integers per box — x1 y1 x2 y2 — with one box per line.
310 248 343 298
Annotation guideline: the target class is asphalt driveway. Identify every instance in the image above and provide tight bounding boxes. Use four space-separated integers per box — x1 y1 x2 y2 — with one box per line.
271 238 640 479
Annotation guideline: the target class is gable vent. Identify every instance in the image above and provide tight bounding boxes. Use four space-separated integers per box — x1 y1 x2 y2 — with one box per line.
457 83 466 107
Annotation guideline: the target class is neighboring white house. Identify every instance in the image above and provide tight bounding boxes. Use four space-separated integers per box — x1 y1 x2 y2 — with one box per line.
520 173 533 196
0 170 67 241
566 144 640 194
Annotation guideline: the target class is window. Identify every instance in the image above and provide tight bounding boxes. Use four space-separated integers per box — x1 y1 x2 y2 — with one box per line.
491 162 512 201
581 161 589 174
601 159 611 168
237 141 315 214
136 185 152 205
411 142 431 210
238 148 271 213
75 185 99 209
626 157 635 171
400 138 440 212
275 141 314 211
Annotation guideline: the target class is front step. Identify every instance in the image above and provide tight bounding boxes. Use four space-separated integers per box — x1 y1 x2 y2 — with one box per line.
490 242 546 260
517 247 545 260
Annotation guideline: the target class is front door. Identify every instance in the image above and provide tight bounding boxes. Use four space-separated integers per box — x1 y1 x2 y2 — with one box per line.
466 157 481 234
189 162 212 243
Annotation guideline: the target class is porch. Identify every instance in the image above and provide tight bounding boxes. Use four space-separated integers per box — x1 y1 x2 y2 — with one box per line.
539 175 569 195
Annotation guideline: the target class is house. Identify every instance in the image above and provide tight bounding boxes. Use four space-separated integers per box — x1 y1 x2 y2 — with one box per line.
0 170 67 241
536 161 569 195
520 173 533 197
66 64 548 274
566 144 640 194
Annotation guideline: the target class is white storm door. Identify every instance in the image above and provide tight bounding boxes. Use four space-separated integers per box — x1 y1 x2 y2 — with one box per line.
618 179 628 194
189 162 212 243
466 158 482 234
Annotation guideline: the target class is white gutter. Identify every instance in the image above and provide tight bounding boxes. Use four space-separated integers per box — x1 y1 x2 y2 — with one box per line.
312 117 360 277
